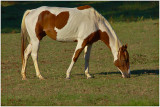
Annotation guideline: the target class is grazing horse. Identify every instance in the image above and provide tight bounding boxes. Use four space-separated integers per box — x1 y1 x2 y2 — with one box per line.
21 5 130 80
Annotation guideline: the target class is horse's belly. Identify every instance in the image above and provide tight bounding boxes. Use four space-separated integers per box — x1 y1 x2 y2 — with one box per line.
55 27 78 42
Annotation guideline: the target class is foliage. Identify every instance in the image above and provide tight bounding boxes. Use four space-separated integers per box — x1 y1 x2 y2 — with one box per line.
1 1 159 33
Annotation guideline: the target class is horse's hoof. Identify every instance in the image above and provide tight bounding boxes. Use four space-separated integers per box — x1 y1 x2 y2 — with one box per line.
87 75 95 79
66 77 70 80
40 78 45 80
87 76 92 79
22 77 27 80
38 75 45 80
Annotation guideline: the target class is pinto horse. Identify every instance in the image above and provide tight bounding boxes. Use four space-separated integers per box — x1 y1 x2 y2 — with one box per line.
21 5 130 80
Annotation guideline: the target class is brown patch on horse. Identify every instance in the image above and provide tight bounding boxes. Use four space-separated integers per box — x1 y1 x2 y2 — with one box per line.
83 30 111 49
73 30 111 62
77 5 91 10
74 40 78 42
114 44 129 73
73 49 83 62
35 10 69 40
99 30 111 50
55 11 69 29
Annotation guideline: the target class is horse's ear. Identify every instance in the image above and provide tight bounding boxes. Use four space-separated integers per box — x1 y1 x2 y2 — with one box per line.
125 43 128 49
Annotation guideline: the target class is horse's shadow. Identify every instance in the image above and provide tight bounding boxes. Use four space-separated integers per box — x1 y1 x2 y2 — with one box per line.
96 69 159 76
75 69 159 77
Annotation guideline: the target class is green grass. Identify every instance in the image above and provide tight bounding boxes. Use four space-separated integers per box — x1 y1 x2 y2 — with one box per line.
1 19 159 106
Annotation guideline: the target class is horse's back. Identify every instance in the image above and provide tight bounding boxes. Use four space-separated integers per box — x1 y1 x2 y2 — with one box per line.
25 6 98 42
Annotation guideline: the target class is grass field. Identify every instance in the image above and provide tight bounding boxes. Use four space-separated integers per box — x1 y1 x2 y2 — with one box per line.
1 19 159 106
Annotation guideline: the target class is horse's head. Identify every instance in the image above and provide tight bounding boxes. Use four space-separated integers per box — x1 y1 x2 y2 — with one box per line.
114 44 130 78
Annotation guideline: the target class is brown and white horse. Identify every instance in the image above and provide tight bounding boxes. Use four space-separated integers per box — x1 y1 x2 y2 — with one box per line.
21 5 130 80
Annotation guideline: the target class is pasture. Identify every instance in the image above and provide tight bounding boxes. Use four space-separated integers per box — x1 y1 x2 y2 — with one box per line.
1 19 159 106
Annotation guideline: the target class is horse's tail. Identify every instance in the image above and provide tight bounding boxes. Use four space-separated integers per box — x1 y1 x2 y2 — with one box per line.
21 10 31 64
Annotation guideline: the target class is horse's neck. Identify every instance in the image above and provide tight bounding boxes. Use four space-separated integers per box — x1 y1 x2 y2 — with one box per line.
110 37 122 61
99 18 122 61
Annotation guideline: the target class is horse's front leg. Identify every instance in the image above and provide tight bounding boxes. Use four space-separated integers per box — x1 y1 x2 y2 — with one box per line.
84 44 92 79
66 39 86 79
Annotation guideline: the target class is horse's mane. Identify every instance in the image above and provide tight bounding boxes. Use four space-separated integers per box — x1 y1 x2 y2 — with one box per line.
93 8 122 49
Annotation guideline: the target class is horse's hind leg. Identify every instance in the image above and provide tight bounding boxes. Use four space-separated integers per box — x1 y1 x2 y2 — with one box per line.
21 44 32 80
31 40 44 80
